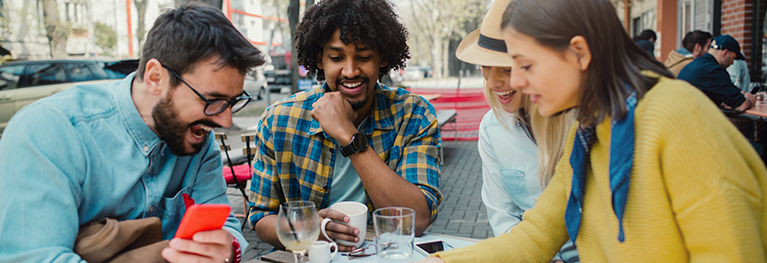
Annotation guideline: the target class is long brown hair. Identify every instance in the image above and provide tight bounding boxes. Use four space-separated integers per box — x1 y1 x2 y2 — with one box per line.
501 0 672 127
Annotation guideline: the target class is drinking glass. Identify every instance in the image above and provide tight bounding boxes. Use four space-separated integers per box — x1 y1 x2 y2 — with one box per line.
373 207 416 260
276 201 321 263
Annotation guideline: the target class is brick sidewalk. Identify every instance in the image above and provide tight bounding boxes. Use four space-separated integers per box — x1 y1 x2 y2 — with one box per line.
227 140 490 261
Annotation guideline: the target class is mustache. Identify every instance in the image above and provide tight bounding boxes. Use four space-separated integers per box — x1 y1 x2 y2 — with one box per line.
189 120 221 129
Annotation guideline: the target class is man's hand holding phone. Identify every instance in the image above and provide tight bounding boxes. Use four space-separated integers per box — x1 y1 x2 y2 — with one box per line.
162 204 235 263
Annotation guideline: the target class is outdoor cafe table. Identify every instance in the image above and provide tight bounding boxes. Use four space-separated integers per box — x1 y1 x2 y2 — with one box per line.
250 231 480 263
418 93 442 101
721 102 767 120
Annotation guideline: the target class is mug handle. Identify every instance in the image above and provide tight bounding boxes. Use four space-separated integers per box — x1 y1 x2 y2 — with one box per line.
320 218 333 242
328 242 338 258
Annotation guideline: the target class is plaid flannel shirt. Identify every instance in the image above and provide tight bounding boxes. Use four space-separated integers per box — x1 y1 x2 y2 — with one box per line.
248 83 443 226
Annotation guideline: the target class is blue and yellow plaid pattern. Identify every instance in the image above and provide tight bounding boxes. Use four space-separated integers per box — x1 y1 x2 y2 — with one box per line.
248 83 443 226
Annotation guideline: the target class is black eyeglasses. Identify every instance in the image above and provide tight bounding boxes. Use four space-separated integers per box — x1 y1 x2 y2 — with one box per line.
161 64 251 116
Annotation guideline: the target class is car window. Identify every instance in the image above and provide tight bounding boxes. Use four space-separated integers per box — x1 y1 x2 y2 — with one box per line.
102 60 138 79
67 63 98 82
87 62 110 80
26 63 67 87
0 65 24 90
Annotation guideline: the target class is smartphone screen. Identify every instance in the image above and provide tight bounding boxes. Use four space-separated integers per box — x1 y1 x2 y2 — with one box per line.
416 241 446 254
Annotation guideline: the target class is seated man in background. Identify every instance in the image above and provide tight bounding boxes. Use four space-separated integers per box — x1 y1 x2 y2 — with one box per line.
678 34 756 112
678 34 762 157
663 30 712 77
248 0 442 252
0 3 264 263
727 53 751 92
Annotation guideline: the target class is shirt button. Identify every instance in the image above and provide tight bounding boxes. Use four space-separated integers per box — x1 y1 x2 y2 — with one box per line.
148 206 155 213
520 173 524 177
143 146 149 152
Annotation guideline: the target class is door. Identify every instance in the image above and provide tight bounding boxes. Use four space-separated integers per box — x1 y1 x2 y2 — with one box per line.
0 64 25 133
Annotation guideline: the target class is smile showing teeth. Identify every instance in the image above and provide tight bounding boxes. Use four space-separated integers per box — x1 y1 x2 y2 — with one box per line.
496 90 515 96
191 125 213 139
343 82 363 88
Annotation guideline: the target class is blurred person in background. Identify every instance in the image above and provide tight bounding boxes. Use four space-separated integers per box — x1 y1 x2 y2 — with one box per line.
663 30 712 77
633 29 656 58
727 52 751 92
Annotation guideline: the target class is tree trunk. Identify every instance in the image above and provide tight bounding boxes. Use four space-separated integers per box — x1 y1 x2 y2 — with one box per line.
442 38 449 78
288 0 299 94
430 33 442 78
41 0 69 57
134 0 147 56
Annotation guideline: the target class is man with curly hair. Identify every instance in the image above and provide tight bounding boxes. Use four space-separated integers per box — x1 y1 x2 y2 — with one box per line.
248 0 443 252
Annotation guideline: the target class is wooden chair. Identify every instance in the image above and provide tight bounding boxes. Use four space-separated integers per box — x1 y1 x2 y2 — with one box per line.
214 132 251 230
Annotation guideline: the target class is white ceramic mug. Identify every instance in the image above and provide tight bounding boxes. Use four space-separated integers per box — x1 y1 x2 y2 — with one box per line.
308 240 338 263
320 201 367 247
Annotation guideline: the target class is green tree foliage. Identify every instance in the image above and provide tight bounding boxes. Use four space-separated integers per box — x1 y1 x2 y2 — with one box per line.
94 22 116 56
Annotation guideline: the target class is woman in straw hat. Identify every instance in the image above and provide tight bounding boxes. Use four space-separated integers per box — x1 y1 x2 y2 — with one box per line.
418 0 767 262
455 0 577 262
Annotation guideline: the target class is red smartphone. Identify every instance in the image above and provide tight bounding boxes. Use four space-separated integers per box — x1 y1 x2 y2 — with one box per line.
174 204 231 239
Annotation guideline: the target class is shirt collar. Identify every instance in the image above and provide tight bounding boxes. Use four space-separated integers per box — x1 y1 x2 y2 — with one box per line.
116 72 162 156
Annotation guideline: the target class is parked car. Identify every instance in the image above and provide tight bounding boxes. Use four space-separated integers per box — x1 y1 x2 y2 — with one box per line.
263 69 291 92
403 67 424 80
0 58 138 134
420 66 433 78
243 72 267 100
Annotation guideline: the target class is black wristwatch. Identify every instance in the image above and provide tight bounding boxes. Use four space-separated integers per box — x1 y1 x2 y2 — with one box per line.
340 132 368 157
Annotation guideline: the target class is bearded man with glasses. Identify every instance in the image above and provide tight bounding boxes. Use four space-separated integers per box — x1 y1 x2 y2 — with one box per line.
0 3 263 263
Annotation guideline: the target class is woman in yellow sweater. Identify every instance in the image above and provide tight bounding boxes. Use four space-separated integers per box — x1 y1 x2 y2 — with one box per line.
417 0 767 262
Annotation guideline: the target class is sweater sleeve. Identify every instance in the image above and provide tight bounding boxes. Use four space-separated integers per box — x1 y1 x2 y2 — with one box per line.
641 78 767 262
435 124 576 262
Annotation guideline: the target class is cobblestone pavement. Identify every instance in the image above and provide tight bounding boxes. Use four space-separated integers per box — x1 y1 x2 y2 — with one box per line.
226 140 491 261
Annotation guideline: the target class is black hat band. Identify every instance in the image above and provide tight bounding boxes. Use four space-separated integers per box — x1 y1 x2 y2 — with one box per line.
478 34 507 53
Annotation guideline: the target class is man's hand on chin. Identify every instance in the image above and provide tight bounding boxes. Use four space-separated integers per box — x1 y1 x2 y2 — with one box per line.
311 92 359 142
162 229 234 263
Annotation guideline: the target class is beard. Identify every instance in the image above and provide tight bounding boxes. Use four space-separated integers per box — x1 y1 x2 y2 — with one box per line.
152 96 205 156
336 75 372 110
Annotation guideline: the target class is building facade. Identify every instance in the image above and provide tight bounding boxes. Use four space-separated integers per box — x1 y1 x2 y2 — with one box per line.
0 0 284 60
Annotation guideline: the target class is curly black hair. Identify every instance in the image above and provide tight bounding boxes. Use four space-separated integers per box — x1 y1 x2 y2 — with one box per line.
294 0 410 81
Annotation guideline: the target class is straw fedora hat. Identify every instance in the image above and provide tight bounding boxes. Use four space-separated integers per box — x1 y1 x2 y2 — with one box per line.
456 0 513 67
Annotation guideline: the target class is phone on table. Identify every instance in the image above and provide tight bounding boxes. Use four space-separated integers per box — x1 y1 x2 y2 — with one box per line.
750 84 762 94
415 240 453 256
174 204 231 239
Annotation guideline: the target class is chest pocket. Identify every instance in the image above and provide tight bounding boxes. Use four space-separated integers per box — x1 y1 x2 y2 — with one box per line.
500 169 531 200
159 186 193 240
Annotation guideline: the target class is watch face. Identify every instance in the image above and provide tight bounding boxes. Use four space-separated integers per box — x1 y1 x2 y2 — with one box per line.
352 133 368 151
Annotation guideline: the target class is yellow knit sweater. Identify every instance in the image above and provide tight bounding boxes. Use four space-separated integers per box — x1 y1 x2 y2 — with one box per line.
435 76 767 262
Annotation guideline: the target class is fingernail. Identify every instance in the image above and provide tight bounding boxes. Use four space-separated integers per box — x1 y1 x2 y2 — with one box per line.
354 229 359 235
344 216 350 222
161 248 173 258
169 239 180 247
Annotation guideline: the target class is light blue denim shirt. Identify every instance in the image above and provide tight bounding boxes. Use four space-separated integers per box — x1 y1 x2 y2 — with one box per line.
478 110 579 263
0 73 247 262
